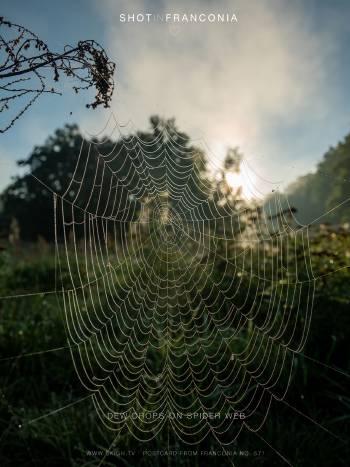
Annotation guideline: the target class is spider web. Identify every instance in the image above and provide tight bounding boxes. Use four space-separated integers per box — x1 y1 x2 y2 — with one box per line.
1 113 349 465
52 114 316 448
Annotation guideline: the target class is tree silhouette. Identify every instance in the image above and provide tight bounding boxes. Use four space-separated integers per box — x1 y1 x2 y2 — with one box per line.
0 118 209 241
0 17 116 133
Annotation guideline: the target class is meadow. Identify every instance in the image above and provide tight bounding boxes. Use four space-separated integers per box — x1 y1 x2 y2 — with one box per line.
0 223 349 466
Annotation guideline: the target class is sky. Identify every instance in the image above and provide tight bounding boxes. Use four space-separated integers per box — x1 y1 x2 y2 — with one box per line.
1 0 350 197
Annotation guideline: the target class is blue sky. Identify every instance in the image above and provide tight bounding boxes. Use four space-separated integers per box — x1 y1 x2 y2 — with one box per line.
1 0 350 196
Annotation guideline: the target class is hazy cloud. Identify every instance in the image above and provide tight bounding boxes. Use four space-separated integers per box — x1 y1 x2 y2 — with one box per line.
88 0 340 193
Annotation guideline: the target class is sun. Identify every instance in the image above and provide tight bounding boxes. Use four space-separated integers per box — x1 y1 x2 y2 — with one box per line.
225 170 255 199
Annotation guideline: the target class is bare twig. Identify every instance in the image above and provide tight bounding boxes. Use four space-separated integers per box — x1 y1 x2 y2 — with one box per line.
0 16 116 133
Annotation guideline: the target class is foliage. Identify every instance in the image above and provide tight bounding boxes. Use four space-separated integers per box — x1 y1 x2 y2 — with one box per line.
0 119 241 242
0 225 349 466
266 130 350 225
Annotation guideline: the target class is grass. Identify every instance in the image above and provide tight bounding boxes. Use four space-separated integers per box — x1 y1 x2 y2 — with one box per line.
0 227 349 466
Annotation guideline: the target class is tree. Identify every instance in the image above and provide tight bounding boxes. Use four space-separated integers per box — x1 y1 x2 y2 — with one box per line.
136 116 211 212
1 124 88 240
204 148 247 231
280 130 350 225
0 118 212 242
0 17 116 133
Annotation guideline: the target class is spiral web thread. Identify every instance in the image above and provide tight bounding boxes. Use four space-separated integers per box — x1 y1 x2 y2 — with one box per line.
53 114 315 447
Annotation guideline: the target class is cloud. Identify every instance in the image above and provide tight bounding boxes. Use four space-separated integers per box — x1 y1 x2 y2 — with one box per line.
88 0 340 193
